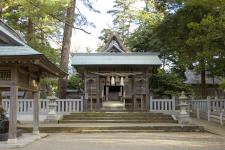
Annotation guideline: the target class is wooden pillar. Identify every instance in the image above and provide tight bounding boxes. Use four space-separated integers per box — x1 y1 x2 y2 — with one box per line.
145 76 150 111
33 91 40 135
96 75 100 110
132 76 136 111
141 95 144 111
84 73 88 111
8 85 18 144
106 86 109 101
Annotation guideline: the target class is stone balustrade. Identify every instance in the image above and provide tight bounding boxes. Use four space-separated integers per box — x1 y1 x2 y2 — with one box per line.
149 96 176 114
2 98 83 115
192 97 225 125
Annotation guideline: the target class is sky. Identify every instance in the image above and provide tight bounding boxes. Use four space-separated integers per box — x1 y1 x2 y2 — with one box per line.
71 0 115 53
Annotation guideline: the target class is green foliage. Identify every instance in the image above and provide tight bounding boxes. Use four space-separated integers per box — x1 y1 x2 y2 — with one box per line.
1 0 99 65
150 70 192 97
98 28 114 45
107 0 136 40
219 79 225 91
40 78 58 97
127 0 167 54
128 0 225 96
67 75 83 90
1 0 68 65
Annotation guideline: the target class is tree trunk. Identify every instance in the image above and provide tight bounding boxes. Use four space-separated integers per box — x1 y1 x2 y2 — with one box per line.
200 60 207 98
27 18 34 42
58 0 76 98
0 1 3 19
0 6 2 19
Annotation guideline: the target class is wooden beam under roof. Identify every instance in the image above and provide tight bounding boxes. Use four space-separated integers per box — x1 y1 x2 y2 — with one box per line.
90 71 144 76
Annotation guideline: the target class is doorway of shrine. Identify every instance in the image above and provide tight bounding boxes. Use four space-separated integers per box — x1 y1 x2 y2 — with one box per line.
107 86 123 101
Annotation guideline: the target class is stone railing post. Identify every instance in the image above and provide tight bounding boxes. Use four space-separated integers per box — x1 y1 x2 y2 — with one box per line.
220 112 223 126
172 96 176 112
149 96 153 111
196 107 200 119
207 96 211 121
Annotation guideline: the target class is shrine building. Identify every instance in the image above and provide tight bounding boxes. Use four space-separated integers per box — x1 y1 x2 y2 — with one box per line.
71 33 161 111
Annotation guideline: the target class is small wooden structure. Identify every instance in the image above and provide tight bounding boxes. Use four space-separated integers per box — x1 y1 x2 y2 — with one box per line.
0 20 66 143
72 33 161 111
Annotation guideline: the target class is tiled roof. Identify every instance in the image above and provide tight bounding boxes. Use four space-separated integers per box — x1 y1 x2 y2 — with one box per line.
0 46 41 56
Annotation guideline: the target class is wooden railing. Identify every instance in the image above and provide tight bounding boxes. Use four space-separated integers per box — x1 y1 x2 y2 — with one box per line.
150 96 176 114
192 97 225 125
2 98 83 114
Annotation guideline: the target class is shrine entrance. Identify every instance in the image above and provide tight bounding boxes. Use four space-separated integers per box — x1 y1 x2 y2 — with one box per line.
108 86 123 101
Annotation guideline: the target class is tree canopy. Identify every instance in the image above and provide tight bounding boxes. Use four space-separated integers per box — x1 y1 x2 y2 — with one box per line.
127 0 225 98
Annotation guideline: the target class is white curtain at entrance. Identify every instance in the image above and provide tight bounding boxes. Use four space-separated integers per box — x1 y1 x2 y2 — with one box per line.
111 76 115 85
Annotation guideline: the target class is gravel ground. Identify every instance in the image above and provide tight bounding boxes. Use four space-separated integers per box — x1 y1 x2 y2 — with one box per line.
19 133 225 150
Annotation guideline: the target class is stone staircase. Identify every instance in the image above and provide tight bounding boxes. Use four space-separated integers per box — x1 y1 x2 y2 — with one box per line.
59 112 178 124
19 112 205 133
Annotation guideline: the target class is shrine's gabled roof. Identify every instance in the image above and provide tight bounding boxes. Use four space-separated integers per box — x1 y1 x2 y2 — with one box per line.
99 32 129 53
72 32 161 67
71 53 161 66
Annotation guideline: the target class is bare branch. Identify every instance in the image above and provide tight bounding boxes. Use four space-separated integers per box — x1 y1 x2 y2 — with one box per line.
74 27 90 34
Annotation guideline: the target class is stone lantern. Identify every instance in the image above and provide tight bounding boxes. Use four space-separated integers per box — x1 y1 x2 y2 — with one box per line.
178 91 190 124
45 96 58 123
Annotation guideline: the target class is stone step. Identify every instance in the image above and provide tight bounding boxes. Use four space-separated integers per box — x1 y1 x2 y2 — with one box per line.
67 113 167 117
64 114 168 117
80 130 165 133
19 125 204 133
62 116 173 120
59 120 178 123
60 112 176 124
69 112 164 115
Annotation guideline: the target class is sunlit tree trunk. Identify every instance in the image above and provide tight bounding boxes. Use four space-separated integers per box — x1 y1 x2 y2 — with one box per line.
0 1 3 19
27 18 33 42
58 0 76 98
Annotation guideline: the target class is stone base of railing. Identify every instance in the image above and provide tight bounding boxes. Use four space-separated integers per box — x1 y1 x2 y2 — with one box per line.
44 114 60 123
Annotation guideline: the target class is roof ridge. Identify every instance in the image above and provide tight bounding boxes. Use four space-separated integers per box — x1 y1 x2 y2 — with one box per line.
73 52 160 56
0 20 26 44
99 32 129 53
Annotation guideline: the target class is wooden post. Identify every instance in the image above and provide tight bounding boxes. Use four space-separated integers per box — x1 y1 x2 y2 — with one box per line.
90 84 92 112
106 86 109 101
145 76 150 111
33 91 40 135
7 85 18 144
132 76 136 111
96 75 100 110
84 73 88 111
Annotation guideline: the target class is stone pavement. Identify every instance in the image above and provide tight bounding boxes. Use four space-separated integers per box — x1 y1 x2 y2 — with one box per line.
0 133 47 149
18 133 225 150
191 118 225 136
